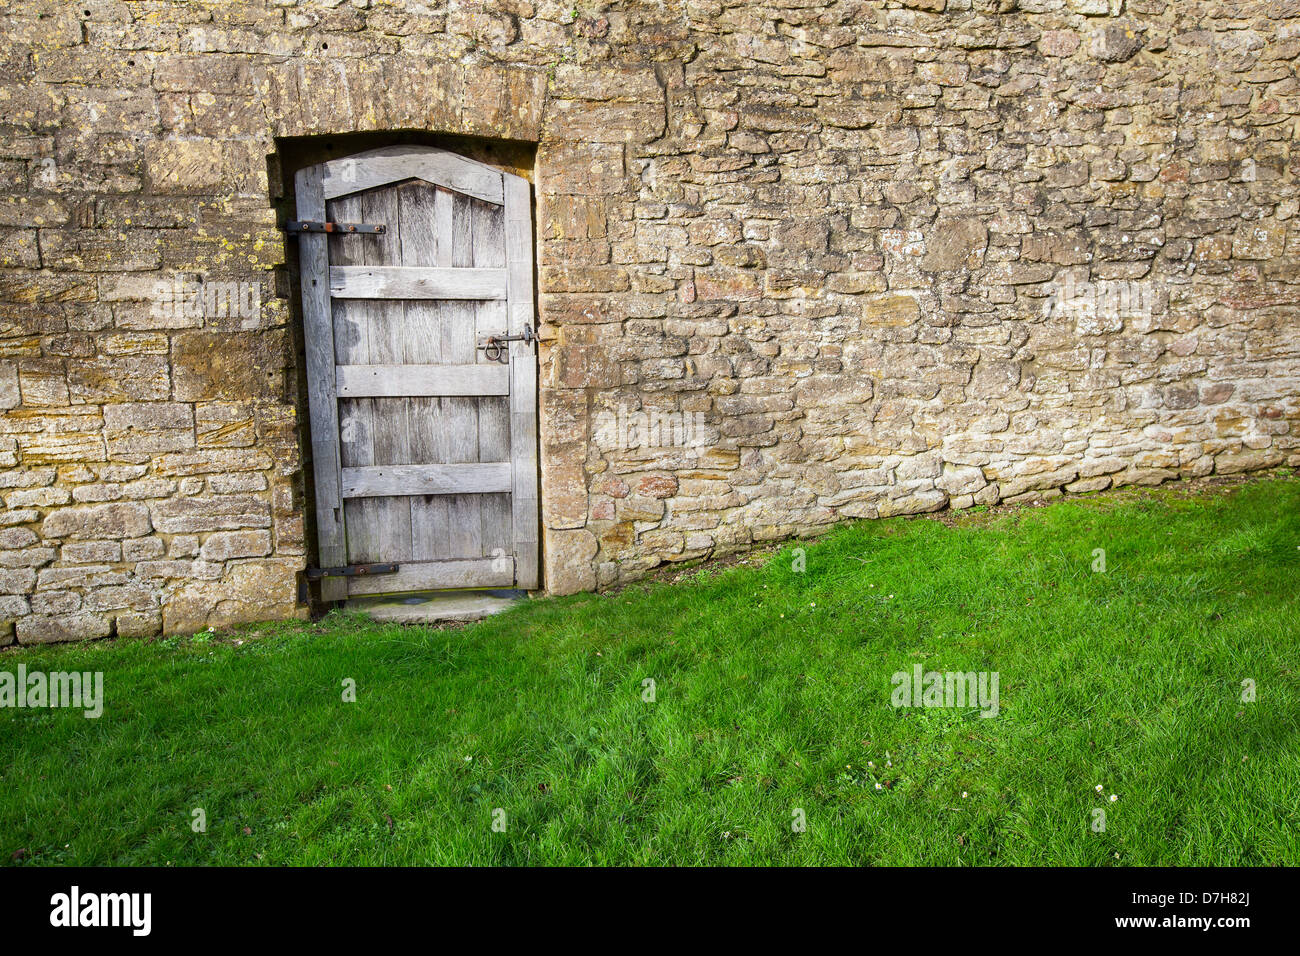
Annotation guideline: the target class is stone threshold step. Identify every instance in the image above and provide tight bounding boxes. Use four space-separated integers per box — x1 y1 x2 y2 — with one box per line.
347 589 526 625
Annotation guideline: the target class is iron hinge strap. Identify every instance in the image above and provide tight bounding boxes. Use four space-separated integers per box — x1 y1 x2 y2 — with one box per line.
304 563 399 580
286 220 386 235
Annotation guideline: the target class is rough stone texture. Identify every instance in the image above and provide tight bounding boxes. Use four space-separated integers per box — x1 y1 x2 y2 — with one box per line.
0 0 1297 635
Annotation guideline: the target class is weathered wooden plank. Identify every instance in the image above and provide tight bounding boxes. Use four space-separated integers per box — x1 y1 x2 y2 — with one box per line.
336 363 509 398
406 183 451 563
341 462 512 498
444 192 482 561
346 557 514 596
473 197 513 570
329 192 386 566
361 187 414 562
295 162 348 602
504 172 540 590
322 145 505 206
330 266 507 300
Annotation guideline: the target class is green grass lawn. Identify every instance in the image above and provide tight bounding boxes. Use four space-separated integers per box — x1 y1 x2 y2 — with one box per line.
2 473 1298 866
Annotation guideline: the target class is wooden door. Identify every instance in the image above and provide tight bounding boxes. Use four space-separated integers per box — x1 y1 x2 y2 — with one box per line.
295 146 538 601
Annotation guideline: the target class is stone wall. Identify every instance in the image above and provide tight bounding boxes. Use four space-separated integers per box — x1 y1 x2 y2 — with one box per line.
1 0 1297 641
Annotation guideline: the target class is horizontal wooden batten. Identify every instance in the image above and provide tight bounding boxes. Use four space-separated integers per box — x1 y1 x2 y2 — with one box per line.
336 363 509 398
329 266 507 300
340 462 512 498
347 558 514 596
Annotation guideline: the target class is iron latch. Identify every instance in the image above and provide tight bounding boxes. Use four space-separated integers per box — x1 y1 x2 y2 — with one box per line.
286 220 386 235
478 323 536 363
304 562 399 580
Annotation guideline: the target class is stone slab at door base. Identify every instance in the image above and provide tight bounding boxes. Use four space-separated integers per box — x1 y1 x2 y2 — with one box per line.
347 589 525 624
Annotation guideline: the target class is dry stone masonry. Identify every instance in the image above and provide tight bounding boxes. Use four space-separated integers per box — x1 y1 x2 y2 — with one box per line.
1 0 1297 641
